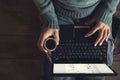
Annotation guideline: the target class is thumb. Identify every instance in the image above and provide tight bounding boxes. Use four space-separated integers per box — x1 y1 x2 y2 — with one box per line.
53 31 60 45
85 18 95 25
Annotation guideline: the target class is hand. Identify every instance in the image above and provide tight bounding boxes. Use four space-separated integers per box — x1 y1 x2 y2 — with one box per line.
37 28 59 53
85 18 111 46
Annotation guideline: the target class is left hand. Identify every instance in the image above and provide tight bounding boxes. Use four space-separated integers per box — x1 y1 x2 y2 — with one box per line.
84 18 111 46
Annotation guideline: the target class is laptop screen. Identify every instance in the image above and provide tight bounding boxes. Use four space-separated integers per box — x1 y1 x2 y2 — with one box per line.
53 63 116 76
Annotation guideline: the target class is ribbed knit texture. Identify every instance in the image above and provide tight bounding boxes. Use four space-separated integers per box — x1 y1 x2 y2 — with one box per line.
95 11 113 27
54 2 99 19
93 0 120 27
33 0 120 29
40 14 59 29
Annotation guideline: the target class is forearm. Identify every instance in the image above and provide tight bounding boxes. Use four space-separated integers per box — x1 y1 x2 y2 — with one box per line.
33 0 59 29
94 0 120 26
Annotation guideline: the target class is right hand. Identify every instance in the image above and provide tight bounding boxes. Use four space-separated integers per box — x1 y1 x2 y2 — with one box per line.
37 28 59 53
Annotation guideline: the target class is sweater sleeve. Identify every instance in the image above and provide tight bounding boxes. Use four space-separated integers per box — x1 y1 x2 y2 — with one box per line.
94 0 120 27
33 0 59 29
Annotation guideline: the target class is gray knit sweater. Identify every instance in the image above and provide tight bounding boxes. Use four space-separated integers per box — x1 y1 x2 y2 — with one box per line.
33 0 120 29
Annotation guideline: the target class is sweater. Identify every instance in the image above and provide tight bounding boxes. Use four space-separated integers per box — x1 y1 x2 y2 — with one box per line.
33 0 120 29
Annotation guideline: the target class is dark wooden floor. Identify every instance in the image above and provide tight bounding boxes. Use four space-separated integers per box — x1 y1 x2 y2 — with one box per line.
0 0 44 80
0 0 120 80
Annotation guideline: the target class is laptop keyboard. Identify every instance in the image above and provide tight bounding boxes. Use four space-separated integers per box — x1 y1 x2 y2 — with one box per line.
52 39 107 63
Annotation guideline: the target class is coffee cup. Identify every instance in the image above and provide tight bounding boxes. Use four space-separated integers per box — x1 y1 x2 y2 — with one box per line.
44 38 57 52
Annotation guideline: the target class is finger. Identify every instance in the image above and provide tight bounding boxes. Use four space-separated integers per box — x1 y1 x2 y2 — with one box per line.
38 33 49 53
37 42 47 53
94 29 104 46
85 23 103 37
106 29 111 41
85 18 95 25
37 40 47 53
99 29 107 46
53 30 60 45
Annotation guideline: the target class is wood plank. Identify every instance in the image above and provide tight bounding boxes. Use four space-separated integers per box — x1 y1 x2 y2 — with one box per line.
0 59 43 80
113 55 120 61
106 62 120 80
0 35 44 58
0 0 41 35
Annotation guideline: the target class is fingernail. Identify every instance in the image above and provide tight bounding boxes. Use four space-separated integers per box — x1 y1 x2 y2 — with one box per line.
57 42 59 45
94 44 97 47
106 39 108 42
44 50 48 53
99 43 102 46
84 35 88 37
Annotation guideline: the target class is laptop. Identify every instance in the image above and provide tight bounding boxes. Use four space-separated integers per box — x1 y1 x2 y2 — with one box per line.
51 24 117 76
52 63 117 76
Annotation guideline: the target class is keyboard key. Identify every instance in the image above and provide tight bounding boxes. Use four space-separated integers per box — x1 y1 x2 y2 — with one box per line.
52 40 107 63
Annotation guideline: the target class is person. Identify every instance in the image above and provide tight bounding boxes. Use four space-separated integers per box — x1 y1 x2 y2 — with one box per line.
33 0 120 80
